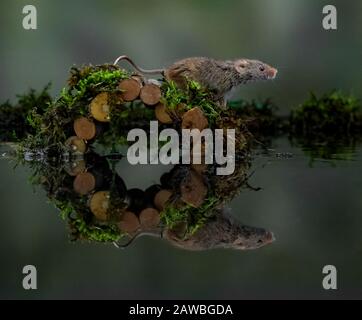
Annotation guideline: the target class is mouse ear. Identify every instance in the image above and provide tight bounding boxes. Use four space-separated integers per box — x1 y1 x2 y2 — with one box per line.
234 59 248 73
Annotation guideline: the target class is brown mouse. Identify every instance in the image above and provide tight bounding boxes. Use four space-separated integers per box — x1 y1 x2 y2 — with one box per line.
114 55 277 103
114 208 274 251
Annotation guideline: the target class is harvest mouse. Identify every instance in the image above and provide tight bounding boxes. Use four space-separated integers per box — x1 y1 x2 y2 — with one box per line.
114 55 278 103
114 207 274 251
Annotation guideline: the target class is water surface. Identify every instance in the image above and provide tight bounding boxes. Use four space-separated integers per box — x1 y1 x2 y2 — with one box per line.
0 137 362 299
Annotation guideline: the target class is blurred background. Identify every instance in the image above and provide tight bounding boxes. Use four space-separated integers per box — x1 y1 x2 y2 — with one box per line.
0 0 362 299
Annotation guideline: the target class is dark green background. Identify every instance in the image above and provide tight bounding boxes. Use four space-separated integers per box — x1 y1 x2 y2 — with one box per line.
0 0 362 299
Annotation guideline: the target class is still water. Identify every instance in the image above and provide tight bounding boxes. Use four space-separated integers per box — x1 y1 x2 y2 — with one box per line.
0 137 361 299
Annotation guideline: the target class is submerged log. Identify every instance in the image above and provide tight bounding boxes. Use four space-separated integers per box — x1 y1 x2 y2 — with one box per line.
191 163 208 174
181 107 208 131
139 207 160 228
155 103 173 124
191 139 206 163
180 170 207 208
64 160 86 176
73 172 96 195
64 136 87 153
145 184 162 205
126 188 146 214
118 211 140 234
73 117 97 140
154 189 172 211
89 190 110 221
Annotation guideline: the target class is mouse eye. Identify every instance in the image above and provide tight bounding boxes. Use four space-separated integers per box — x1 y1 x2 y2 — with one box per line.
259 65 265 72
240 64 246 68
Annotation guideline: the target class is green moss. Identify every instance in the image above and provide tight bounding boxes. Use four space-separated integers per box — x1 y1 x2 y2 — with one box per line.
26 156 134 244
68 216 121 243
58 198 122 243
62 66 129 110
227 98 283 136
4 65 362 155
290 90 362 135
57 191 124 243
290 135 359 167
16 65 253 155
21 153 126 244
228 98 278 121
58 197 124 243
17 84 52 114
160 195 219 236
21 65 131 152
0 85 52 142
161 205 189 229
22 105 71 151
161 79 221 125
161 80 185 109
58 65 129 116
160 84 280 147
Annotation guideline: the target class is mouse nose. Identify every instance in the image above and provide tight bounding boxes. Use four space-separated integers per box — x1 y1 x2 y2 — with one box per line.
265 231 275 244
267 67 278 79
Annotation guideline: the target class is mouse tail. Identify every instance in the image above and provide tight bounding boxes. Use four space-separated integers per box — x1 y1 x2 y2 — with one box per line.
113 55 164 76
113 229 163 249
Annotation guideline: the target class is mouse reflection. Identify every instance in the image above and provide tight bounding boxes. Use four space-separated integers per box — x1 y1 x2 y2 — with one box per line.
23 149 274 251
